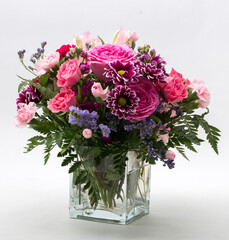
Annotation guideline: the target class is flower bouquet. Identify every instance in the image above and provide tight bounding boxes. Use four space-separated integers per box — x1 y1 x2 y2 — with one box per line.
16 28 220 224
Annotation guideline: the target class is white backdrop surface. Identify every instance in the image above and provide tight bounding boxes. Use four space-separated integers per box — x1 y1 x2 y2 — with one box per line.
0 0 229 239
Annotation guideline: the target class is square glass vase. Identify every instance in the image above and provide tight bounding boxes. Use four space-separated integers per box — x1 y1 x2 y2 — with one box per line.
69 151 151 225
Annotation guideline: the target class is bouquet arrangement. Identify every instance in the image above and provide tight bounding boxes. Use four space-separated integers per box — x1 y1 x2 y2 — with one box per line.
16 28 220 211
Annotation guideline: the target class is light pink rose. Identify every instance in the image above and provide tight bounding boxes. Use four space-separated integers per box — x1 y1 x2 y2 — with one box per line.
74 31 102 51
47 88 76 113
165 150 176 160
113 27 139 47
57 59 81 87
161 68 190 103
15 102 37 128
191 80 210 108
82 128 92 138
87 43 136 81
91 82 110 101
35 52 60 76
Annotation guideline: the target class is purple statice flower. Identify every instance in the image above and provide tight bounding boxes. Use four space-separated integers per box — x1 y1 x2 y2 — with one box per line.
124 117 156 138
163 159 175 169
17 49 26 59
106 85 140 119
68 106 99 132
104 60 139 85
16 85 42 110
99 124 111 137
105 112 120 132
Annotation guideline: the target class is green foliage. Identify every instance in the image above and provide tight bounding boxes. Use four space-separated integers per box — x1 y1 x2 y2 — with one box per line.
39 74 49 86
195 116 220 154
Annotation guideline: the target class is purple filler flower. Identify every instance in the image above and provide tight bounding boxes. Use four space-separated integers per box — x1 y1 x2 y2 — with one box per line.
69 106 99 132
104 60 139 85
99 124 111 137
106 85 140 119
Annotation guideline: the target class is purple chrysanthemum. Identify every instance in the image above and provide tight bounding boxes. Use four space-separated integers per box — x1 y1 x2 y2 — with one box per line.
104 60 139 85
135 61 166 82
16 85 42 109
136 49 168 82
106 85 140 119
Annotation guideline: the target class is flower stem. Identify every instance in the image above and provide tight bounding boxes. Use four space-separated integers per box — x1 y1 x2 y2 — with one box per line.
89 169 108 208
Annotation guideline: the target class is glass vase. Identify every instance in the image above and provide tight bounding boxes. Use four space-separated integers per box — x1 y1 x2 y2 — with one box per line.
69 151 151 225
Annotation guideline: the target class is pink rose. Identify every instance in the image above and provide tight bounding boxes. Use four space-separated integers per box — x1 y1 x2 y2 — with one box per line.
127 77 160 121
91 82 110 101
15 102 37 128
113 27 139 47
35 52 60 76
47 88 76 113
161 68 190 103
87 43 136 81
57 59 81 87
74 31 102 51
191 80 210 108
165 150 176 160
82 128 92 138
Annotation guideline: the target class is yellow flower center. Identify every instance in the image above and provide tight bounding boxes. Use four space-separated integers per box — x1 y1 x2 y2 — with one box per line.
118 70 125 76
118 97 127 106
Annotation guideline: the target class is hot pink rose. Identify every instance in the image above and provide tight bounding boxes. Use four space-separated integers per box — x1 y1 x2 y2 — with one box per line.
47 88 76 113
161 69 190 103
127 77 160 121
91 82 110 101
191 80 210 108
165 150 176 160
82 128 92 138
87 43 136 81
35 52 60 76
15 102 37 128
57 59 81 87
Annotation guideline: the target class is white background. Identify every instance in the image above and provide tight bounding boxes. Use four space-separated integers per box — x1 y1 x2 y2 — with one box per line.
0 0 229 239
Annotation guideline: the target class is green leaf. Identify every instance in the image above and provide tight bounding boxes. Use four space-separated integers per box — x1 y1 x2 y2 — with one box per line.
97 35 105 45
176 146 189 160
197 117 221 154
61 155 76 166
39 74 49 86
68 161 82 173
53 132 63 148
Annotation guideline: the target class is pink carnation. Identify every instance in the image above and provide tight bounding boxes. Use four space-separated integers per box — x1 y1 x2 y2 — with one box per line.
91 82 110 101
57 59 81 87
47 88 76 113
82 128 92 138
35 52 60 76
87 43 136 81
15 102 37 128
191 80 210 108
161 69 190 103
